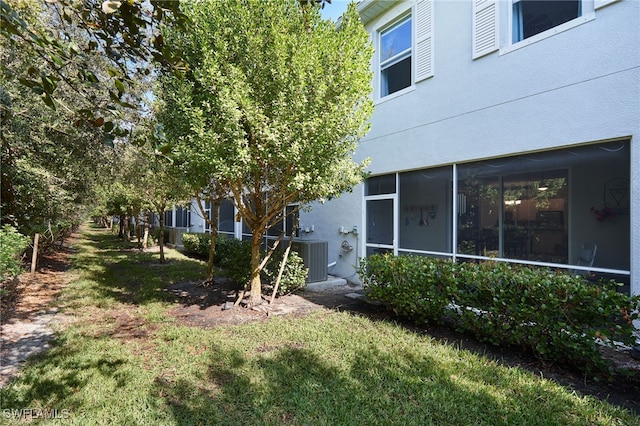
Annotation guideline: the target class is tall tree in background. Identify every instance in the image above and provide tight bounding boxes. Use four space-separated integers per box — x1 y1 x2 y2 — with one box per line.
160 0 373 307
1 0 188 135
1 1 111 243
1 1 177 245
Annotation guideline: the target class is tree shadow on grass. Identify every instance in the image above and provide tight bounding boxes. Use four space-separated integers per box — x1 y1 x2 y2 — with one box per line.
150 340 614 426
71 227 208 307
0 336 126 413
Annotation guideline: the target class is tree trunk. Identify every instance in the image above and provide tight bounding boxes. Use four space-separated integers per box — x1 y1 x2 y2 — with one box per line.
142 213 150 249
195 194 220 282
133 208 142 247
118 215 124 238
207 200 221 281
126 215 133 241
158 211 166 264
246 231 263 307
123 214 130 241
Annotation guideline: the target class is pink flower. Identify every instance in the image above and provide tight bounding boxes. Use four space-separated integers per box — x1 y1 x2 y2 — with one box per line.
590 206 614 222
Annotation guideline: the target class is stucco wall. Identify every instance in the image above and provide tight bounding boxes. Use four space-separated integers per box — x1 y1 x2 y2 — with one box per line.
301 0 639 293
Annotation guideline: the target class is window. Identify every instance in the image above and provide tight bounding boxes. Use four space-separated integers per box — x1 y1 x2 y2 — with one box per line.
175 206 191 228
456 141 630 278
513 0 581 43
364 141 631 291
204 199 235 235
267 205 300 238
377 1 433 97
399 167 452 254
458 169 569 263
380 17 412 97
219 199 235 235
366 174 396 196
163 210 173 227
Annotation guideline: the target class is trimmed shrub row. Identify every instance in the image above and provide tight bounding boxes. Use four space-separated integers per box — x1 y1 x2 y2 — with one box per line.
181 233 308 296
358 253 640 375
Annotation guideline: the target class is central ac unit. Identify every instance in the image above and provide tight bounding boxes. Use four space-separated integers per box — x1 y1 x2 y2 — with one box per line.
290 239 328 283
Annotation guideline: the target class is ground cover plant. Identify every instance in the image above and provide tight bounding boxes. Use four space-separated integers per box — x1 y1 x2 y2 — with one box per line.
1 225 638 425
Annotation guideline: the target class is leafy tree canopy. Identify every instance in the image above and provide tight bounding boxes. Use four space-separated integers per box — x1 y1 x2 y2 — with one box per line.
160 0 373 305
1 0 188 136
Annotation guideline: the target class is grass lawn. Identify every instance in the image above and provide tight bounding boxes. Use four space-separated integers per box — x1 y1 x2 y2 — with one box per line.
1 225 638 425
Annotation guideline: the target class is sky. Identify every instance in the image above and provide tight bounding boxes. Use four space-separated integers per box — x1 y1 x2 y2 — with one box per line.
320 0 352 22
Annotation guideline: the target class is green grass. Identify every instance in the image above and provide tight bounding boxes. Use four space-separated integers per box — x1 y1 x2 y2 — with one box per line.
1 225 638 425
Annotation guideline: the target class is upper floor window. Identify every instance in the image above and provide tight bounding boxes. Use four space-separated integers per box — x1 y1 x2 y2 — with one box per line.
473 0 609 58
512 0 581 43
380 16 412 97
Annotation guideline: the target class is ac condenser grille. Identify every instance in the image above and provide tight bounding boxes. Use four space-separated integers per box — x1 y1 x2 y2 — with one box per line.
291 240 328 283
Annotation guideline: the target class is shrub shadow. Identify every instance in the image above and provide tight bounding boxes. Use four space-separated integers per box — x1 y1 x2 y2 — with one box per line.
153 342 601 425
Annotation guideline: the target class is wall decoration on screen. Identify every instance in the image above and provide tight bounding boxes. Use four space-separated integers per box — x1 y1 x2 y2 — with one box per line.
604 178 630 215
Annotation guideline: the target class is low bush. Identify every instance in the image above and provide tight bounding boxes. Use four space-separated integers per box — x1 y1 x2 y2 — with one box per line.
181 233 308 295
220 238 253 285
359 253 640 376
263 249 308 296
0 225 31 282
181 233 211 258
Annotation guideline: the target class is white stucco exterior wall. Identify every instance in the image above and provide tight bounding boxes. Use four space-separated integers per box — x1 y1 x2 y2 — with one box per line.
301 0 639 294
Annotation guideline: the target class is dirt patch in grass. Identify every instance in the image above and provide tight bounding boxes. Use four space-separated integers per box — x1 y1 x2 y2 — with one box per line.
164 278 365 328
1 237 76 324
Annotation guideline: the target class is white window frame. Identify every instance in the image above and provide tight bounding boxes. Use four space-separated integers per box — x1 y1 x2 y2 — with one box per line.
375 1 434 103
204 201 212 233
500 0 595 55
379 14 413 100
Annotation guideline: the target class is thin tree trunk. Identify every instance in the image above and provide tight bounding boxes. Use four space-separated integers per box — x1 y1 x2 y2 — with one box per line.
30 233 40 278
134 209 142 247
123 214 130 241
195 194 220 282
158 211 166 264
237 231 263 307
207 202 220 281
142 213 150 249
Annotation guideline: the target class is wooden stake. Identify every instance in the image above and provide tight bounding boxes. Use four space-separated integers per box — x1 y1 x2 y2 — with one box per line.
270 242 292 305
31 233 40 278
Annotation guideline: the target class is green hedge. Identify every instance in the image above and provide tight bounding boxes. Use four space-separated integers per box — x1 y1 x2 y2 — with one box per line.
182 233 308 295
359 253 640 375
0 225 30 282
181 233 211 258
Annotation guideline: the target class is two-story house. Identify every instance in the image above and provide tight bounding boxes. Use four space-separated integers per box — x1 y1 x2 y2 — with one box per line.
297 0 637 295
172 0 637 296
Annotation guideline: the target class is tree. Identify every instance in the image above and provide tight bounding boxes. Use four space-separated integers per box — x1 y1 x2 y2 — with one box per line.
1 0 188 134
160 0 372 306
1 2 112 243
134 123 190 263
193 183 228 283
